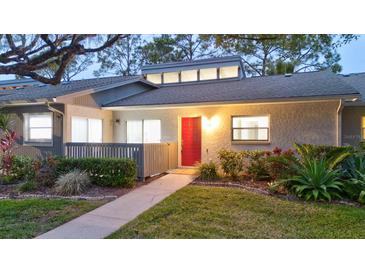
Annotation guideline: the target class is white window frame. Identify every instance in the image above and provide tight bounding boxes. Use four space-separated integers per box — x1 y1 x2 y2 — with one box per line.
71 116 103 143
23 112 53 145
126 119 161 144
231 115 270 142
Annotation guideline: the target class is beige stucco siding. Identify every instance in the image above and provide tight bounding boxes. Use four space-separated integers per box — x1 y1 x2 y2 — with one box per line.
64 104 113 143
112 100 339 164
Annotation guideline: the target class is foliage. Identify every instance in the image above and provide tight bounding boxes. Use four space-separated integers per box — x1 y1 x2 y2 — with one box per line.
56 157 137 187
17 180 37 193
341 151 365 204
35 155 59 187
39 54 94 81
294 143 352 169
140 34 216 65
242 150 270 180
265 149 298 180
11 155 36 180
208 34 358 76
217 149 244 179
0 131 17 176
0 110 13 133
95 35 143 76
198 161 219 181
287 159 343 201
0 34 123 84
55 170 91 196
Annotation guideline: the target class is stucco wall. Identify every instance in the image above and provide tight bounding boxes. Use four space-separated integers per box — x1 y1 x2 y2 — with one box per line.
342 105 365 146
112 100 339 165
64 104 113 143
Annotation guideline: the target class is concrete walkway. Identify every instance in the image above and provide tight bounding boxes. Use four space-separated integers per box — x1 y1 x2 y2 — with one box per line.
36 174 194 239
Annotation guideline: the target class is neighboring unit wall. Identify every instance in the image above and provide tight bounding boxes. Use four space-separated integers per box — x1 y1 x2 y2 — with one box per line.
342 105 365 146
64 104 113 143
4 104 64 158
113 100 339 164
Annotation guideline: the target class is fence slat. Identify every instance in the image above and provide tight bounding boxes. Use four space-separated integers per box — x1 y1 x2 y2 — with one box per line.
64 142 178 179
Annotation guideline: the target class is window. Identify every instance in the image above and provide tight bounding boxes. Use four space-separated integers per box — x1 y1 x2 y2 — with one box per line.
220 66 239 79
71 117 102 143
232 116 269 141
23 113 53 144
199 68 217 81
146 73 162 84
181 70 198 82
362 117 365 140
163 72 179 84
127 120 161 143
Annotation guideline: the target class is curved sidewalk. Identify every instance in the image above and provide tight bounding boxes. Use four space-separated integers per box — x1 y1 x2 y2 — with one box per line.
36 174 195 239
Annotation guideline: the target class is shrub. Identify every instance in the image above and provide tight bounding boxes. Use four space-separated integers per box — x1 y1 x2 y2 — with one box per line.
342 152 365 203
18 180 37 193
242 150 270 180
11 155 35 180
198 161 219 181
287 159 343 201
294 143 352 169
35 155 59 187
265 149 298 180
55 170 91 196
217 149 244 179
56 157 137 187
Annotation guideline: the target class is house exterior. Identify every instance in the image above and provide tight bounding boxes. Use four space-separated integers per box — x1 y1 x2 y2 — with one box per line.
0 56 364 175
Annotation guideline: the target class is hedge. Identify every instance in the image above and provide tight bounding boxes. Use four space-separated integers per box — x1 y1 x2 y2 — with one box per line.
56 158 137 187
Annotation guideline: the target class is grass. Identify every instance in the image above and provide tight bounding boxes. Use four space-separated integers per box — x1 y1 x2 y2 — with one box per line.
0 198 105 239
109 185 365 239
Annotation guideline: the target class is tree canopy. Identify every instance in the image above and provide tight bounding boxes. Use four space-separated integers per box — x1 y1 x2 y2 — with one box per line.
208 34 357 76
0 34 123 84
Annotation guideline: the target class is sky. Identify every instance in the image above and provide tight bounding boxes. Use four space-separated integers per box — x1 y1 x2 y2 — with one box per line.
1 34 365 81
337 35 365 74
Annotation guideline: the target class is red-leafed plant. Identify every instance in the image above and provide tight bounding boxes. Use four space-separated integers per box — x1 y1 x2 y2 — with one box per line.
0 130 17 175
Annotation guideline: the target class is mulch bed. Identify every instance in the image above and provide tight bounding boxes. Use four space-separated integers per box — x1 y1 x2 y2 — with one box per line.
0 173 166 200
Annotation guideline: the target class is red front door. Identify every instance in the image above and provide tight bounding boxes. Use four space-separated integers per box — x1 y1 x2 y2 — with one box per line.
181 117 201 166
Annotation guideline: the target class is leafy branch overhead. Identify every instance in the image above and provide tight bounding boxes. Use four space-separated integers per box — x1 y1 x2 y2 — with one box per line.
0 34 125 84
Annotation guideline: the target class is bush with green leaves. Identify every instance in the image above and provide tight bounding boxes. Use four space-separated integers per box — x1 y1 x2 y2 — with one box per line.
217 149 244 179
241 150 270 180
294 143 352 169
56 157 137 187
17 180 37 193
35 155 59 187
198 161 219 181
11 155 36 180
341 151 365 203
55 169 91 196
286 159 343 201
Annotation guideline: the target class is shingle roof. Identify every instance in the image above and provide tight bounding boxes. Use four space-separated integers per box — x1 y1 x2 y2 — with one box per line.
105 70 360 107
0 75 147 103
341 73 365 99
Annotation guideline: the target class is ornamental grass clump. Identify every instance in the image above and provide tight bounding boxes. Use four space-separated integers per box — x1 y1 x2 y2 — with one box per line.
55 169 91 196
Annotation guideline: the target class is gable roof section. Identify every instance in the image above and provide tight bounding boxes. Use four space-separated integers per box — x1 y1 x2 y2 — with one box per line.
104 70 360 108
341 73 365 99
0 75 157 104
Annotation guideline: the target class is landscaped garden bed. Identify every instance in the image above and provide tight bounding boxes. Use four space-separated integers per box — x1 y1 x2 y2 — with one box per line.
195 143 365 207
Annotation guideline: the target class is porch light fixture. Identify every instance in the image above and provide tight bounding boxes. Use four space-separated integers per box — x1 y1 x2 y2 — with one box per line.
203 115 220 131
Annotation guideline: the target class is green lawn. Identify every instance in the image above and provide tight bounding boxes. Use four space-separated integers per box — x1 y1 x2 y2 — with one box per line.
0 198 105 239
109 185 365 239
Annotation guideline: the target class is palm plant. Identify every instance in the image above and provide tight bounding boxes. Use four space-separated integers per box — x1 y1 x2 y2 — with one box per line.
287 159 343 201
0 110 12 134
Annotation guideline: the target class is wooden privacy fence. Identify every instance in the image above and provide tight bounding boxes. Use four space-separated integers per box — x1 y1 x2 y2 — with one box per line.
64 142 178 179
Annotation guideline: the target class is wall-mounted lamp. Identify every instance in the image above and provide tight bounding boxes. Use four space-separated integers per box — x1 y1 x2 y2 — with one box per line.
115 119 121 125
202 115 220 131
